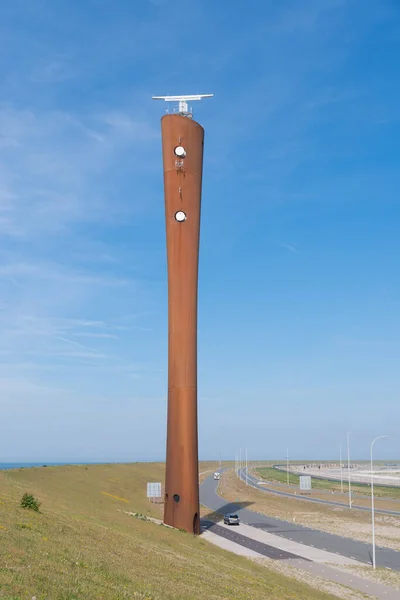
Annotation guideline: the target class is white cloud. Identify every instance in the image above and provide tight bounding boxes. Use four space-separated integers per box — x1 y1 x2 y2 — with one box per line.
103 113 158 141
0 103 159 237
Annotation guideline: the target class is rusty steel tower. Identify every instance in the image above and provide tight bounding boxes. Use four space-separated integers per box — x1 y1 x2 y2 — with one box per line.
153 94 213 534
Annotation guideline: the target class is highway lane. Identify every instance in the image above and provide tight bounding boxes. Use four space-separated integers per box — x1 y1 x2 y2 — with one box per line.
200 471 400 571
274 464 400 490
241 468 400 517
252 472 400 503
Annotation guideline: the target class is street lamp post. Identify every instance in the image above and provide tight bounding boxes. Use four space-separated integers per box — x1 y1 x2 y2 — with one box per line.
245 448 248 486
347 432 352 508
286 448 289 486
371 435 387 569
340 443 343 494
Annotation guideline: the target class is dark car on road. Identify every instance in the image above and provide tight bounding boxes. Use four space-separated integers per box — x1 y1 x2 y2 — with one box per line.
223 513 240 525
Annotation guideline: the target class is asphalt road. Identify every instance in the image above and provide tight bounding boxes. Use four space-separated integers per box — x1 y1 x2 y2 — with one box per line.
274 464 400 491
201 521 305 560
242 468 400 517
200 472 400 571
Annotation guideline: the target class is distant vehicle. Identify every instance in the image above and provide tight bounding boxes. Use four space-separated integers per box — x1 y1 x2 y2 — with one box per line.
224 513 239 526
213 472 221 480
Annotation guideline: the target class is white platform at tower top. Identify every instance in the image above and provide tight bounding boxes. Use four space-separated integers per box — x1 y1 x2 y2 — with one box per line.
152 94 213 117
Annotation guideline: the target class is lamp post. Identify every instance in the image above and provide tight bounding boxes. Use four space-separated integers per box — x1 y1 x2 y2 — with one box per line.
286 448 289 486
371 435 387 569
245 448 248 486
347 432 352 508
340 443 343 494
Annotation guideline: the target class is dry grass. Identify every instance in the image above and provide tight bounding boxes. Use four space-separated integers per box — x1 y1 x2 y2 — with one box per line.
0 463 338 600
219 469 400 551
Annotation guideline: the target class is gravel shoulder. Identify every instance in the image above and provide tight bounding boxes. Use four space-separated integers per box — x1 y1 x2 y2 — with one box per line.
252 557 375 600
330 564 400 591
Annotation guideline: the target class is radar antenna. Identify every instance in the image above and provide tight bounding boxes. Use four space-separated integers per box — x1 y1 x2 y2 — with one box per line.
152 94 213 118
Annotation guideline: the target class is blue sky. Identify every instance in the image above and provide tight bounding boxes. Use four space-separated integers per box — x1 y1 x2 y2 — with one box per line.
1 0 399 462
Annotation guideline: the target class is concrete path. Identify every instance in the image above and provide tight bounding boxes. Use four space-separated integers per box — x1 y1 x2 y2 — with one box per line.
219 521 363 566
201 521 399 600
202 521 306 561
289 559 399 600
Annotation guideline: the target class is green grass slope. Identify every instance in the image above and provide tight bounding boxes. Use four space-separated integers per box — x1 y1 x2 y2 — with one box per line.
0 463 337 600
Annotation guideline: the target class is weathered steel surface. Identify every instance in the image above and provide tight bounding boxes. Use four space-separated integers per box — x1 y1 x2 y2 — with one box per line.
161 114 204 534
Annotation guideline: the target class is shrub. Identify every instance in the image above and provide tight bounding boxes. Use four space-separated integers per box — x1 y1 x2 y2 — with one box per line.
20 492 41 512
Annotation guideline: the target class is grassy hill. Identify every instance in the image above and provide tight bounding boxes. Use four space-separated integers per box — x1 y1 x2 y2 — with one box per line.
0 462 337 600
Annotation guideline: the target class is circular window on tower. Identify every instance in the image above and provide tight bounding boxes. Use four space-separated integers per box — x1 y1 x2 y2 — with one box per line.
174 146 186 158
173 494 180 503
175 211 186 222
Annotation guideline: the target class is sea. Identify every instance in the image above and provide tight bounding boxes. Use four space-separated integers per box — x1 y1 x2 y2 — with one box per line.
0 462 70 470
0 462 136 470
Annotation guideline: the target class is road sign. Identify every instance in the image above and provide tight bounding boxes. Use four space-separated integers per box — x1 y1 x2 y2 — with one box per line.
299 475 311 491
147 482 162 499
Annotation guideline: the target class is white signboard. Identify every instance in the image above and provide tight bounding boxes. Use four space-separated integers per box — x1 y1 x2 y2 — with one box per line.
147 482 162 498
299 475 311 491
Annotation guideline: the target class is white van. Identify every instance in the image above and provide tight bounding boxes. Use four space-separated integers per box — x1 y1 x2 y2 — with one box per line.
213 472 221 480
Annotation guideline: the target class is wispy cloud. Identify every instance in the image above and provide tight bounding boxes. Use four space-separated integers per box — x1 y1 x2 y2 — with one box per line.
71 332 119 339
0 261 128 286
279 243 299 253
2 0 398 461
0 103 159 237
28 56 76 84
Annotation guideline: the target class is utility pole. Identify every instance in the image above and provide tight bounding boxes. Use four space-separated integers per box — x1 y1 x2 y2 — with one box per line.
245 448 248 485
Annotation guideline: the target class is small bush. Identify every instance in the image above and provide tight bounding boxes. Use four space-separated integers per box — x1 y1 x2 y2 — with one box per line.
20 492 41 512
